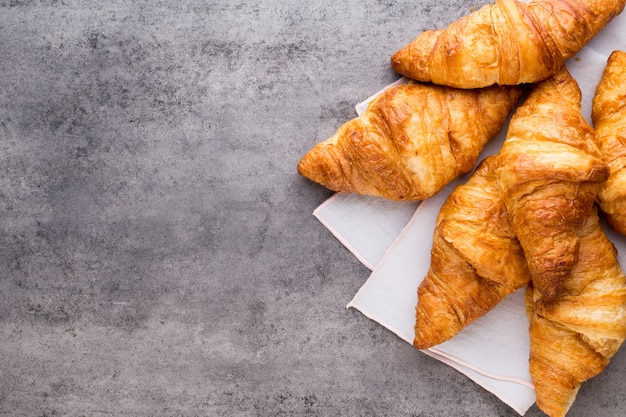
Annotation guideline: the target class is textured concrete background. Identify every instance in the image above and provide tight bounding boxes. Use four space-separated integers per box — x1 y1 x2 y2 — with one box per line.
1 1 626 416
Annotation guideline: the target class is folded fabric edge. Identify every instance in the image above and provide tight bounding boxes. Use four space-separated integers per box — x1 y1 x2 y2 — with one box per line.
345 299 412 344
346 302 534 416
345 299 534 389
355 77 408 116
422 349 535 416
427 347 535 390
312 193 377 271
342 196 438 341
345 201 537 415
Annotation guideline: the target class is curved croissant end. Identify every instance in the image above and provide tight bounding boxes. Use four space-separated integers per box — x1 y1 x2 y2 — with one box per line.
298 82 523 201
496 68 608 299
391 0 626 88
414 156 530 349
526 208 626 417
592 50 626 234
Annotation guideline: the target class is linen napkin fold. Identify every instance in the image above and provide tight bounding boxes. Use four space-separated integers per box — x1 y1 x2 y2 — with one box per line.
312 10 626 416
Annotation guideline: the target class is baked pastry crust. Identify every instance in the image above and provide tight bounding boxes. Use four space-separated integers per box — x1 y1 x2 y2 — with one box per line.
414 156 530 349
298 82 523 201
592 50 626 234
496 68 608 299
526 207 626 417
391 0 626 88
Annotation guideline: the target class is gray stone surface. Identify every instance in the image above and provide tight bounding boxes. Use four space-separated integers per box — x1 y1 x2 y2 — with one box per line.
1 1 625 416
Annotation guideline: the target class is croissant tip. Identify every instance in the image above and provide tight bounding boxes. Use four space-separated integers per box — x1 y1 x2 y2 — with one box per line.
390 51 405 72
297 144 347 193
413 337 429 350
296 151 321 182
413 322 433 349
296 156 308 177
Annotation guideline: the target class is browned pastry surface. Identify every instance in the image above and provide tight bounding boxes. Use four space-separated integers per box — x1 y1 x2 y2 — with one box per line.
414 156 530 349
496 68 608 299
592 50 626 234
391 0 626 88
526 207 626 417
298 82 523 201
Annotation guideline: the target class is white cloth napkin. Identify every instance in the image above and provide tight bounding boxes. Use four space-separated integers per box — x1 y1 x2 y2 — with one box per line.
313 10 626 416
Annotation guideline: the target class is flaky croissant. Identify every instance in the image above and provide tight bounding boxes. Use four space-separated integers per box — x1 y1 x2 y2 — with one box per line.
414 156 530 349
391 0 626 88
297 82 523 201
592 50 626 234
525 207 626 417
496 68 609 299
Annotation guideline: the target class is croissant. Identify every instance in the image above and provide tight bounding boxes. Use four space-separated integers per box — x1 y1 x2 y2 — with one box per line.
297 82 523 201
390 0 626 88
592 50 626 234
414 156 530 349
525 207 626 417
496 68 609 299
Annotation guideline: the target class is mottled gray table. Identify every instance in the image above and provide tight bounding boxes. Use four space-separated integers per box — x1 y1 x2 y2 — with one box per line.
1 1 625 416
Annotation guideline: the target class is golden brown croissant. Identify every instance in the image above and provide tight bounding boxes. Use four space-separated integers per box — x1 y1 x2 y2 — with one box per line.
414 156 530 349
592 50 626 234
297 82 523 201
391 0 626 88
496 68 609 299
525 207 626 417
